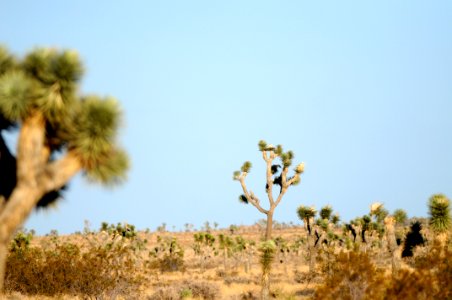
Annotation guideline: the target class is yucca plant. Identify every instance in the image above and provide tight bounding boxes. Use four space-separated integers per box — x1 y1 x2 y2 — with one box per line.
297 205 316 235
0 46 128 290
297 205 318 274
428 194 451 244
258 240 276 300
233 140 304 240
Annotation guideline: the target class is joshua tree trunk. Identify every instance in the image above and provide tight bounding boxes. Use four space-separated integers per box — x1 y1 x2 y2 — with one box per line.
223 248 228 271
0 112 81 291
265 210 274 241
261 271 270 300
384 217 400 276
0 186 42 290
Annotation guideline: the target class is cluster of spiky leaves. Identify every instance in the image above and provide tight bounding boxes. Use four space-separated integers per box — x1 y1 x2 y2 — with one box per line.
193 232 216 247
0 46 128 185
320 205 333 220
258 240 276 273
428 194 451 234
393 209 408 225
100 222 137 239
297 205 317 221
233 161 252 180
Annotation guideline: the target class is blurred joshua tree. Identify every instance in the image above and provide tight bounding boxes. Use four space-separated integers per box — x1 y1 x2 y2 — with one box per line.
233 140 304 240
428 194 451 245
384 216 400 276
0 46 128 290
393 209 408 226
298 204 340 275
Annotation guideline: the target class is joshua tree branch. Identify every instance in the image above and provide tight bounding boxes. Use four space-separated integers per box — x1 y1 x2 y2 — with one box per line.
265 155 275 205
39 151 82 193
287 174 300 186
281 166 289 188
262 151 268 162
239 177 268 214
274 187 287 208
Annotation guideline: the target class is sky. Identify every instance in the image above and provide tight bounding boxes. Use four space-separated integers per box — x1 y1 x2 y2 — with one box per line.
0 1 451 234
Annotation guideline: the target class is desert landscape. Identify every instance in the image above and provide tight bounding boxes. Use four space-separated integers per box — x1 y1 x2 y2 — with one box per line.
3 199 452 299
1 2 451 299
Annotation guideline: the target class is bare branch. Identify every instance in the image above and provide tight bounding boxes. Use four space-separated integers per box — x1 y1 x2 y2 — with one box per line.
287 173 300 186
239 178 268 214
39 151 82 193
274 187 287 208
265 156 275 205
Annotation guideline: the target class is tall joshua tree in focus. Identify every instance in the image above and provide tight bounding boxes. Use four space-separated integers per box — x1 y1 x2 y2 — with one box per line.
233 140 304 240
0 46 128 290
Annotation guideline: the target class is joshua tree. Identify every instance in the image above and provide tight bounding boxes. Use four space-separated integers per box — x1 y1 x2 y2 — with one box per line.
298 205 340 275
233 140 304 240
428 194 451 243
297 205 320 274
0 47 128 290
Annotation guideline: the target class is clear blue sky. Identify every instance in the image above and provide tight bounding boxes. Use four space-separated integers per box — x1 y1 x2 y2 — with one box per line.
1 1 451 234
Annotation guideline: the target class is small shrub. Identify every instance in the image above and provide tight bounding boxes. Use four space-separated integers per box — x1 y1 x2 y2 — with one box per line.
148 281 220 300
182 281 220 300
149 236 185 272
148 286 180 300
179 288 192 299
314 248 385 299
10 231 33 253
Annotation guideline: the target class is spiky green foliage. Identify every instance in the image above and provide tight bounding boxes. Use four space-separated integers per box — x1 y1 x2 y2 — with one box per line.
0 71 34 120
232 171 241 180
85 147 129 185
258 240 276 273
0 47 128 189
22 48 83 124
258 140 267 151
331 213 340 225
361 215 371 227
280 151 294 167
297 205 317 221
72 96 121 164
316 218 329 231
241 161 252 173
0 46 16 76
320 205 333 220
22 48 83 87
393 209 408 225
428 194 451 234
